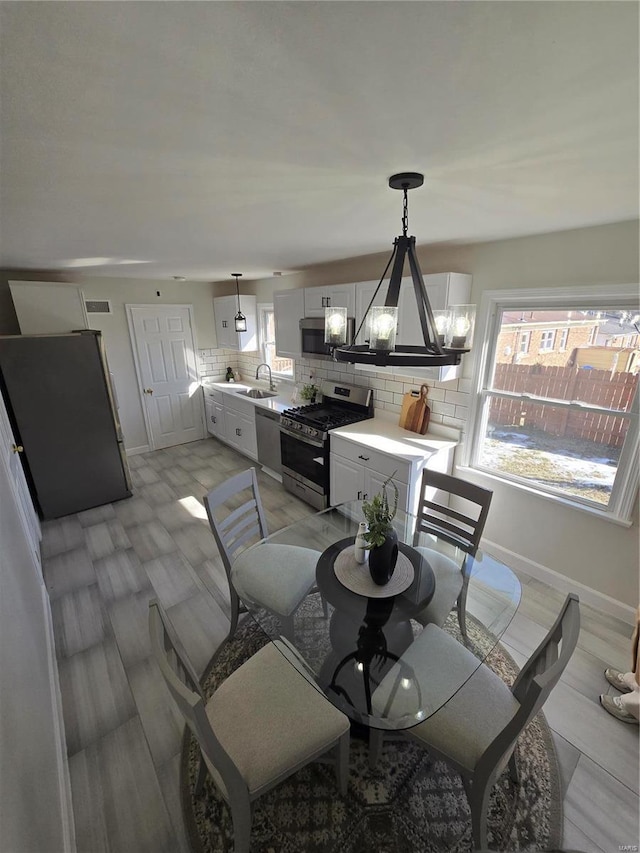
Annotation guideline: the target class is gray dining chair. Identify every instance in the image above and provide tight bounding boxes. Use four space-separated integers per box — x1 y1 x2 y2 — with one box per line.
149 599 350 853
369 592 580 851
203 467 325 640
412 468 493 639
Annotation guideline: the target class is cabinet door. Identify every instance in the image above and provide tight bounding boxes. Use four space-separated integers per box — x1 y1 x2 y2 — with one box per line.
204 399 216 436
304 284 355 318
224 407 242 449
364 468 410 514
214 296 237 350
303 288 327 317
327 284 355 317
274 289 304 358
211 402 226 439
237 412 257 460
330 454 364 506
398 273 471 347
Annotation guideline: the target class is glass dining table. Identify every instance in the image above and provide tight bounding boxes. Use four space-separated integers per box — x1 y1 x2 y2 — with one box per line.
230 500 521 731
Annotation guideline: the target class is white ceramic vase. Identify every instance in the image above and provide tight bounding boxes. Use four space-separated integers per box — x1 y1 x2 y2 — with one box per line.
354 522 368 564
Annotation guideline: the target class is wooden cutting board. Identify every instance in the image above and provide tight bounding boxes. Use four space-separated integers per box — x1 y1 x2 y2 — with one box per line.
398 385 431 434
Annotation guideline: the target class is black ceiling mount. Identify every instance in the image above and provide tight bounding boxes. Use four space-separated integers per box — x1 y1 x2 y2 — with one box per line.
388 172 424 191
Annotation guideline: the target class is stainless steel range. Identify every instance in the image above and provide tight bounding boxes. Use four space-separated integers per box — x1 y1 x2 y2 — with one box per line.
280 380 373 509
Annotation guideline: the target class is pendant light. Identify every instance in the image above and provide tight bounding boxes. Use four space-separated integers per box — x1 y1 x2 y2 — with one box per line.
331 173 475 367
232 273 247 332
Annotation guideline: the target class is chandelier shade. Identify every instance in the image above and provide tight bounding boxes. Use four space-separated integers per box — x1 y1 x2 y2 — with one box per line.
331 173 475 368
324 306 348 346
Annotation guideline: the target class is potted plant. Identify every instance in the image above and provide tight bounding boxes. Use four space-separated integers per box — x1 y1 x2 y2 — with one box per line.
299 382 319 403
362 473 399 585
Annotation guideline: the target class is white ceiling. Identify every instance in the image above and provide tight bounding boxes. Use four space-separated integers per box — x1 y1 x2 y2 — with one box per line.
0 2 637 282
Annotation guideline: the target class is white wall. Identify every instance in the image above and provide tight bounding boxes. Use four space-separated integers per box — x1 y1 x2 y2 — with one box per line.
78 277 220 450
0 448 72 851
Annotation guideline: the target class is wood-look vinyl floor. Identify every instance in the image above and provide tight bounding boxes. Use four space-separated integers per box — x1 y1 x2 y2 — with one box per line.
41 438 639 853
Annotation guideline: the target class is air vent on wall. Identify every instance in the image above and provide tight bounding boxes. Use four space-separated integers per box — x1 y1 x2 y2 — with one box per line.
85 299 112 315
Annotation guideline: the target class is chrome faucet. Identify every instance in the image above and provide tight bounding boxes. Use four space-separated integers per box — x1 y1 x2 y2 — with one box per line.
255 363 276 391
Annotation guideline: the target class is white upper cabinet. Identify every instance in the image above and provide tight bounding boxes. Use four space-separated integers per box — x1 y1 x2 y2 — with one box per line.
354 280 387 345
274 288 304 358
9 281 89 334
213 294 257 351
303 284 355 318
354 273 472 381
398 273 471 347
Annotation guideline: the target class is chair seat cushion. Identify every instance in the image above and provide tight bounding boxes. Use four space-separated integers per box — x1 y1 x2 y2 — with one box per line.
372 624 519 757
413 547 464 627
232 544 320 617
206 642 350 795
372 624 519 771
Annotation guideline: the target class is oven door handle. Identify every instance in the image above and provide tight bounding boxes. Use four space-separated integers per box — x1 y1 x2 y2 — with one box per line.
280 425 325 449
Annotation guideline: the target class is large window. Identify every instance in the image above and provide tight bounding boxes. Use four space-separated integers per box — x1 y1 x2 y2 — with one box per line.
465 286 639 522
258 304 294 379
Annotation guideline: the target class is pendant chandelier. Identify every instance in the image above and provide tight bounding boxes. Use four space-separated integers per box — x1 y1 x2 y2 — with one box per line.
232 273 247 332
329 173 475 367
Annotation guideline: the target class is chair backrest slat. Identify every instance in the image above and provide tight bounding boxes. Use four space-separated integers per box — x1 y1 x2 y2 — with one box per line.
204 468 268 576
478 593 580 781
415 469 493 554
148 600 246 803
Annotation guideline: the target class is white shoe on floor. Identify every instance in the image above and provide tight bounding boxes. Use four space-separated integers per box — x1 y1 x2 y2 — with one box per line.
599 693 639 724
604 668 634 694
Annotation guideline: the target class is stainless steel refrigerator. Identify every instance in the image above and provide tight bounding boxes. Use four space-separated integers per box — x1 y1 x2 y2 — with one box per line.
0 330 132 519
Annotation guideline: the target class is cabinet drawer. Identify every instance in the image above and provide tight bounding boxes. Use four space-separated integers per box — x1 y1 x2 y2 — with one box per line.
330 435 410 484
222 390 255 417
203 387 223 404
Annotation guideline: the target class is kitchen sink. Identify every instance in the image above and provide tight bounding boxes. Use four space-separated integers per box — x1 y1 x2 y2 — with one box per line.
237 388 277 399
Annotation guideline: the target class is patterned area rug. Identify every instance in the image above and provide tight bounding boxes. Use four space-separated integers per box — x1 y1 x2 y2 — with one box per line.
180 610 562 853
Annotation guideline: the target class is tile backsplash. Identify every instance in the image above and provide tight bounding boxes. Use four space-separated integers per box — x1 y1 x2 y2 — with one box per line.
198 348 470 435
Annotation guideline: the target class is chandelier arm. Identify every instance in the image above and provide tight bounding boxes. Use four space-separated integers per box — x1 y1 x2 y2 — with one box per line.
349 242 398 348
385 236 406 310
406 239 445 355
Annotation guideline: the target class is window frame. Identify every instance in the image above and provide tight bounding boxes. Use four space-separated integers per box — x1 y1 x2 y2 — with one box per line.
257 303 294 379
558 327 569 351
519 330 531 353
462 284 639 525
539 329 556 351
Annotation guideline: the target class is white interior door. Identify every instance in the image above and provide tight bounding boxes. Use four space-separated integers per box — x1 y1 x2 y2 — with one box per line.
0 392 42 579
127 305 204 450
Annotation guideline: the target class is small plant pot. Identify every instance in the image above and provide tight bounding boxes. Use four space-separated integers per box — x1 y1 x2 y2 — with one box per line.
368 529 399 586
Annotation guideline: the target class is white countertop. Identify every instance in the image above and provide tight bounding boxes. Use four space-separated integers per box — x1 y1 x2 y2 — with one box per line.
330 414 458 461
201 379 295 414
201 380 460 457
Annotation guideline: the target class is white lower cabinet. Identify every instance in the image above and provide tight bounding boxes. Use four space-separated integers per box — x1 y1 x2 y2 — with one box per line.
330 431 452 515
204 397 226 440
330 436 411 510
224 407 258 459
203 386 257 460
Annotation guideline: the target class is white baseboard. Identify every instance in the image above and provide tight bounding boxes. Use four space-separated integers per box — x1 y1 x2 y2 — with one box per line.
41 583 77 852
482 537 636 626
126 444 150 456
260 466 283 483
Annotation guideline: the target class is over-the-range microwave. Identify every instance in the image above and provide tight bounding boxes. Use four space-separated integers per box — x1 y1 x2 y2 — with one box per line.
299 317 356 360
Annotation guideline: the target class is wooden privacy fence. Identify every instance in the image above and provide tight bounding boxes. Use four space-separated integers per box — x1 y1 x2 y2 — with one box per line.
489 364 638 448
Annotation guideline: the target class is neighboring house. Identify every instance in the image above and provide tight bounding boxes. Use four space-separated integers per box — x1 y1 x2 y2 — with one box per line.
496 310 640 370
496 311 599 367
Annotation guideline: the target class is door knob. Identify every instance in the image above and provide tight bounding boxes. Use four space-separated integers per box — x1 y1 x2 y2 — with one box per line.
11 444 24 453
143 388 154 395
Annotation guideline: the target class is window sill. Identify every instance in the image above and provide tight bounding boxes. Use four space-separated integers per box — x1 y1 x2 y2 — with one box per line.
456 464 635 528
